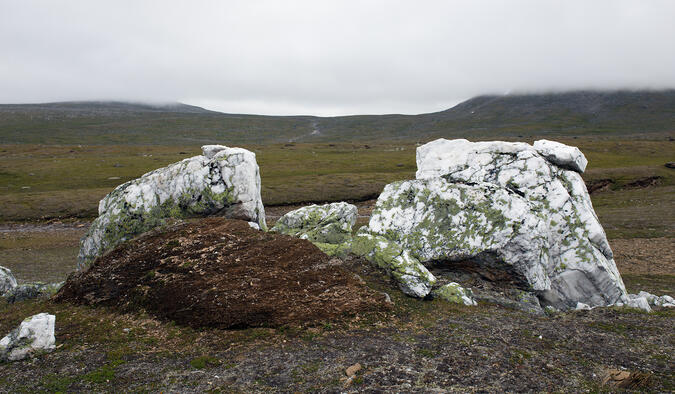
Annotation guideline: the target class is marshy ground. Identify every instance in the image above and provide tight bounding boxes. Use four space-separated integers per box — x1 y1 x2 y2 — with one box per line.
0 138 673 391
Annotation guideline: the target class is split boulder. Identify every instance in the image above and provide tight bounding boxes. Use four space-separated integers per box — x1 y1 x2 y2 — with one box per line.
356 138 627 310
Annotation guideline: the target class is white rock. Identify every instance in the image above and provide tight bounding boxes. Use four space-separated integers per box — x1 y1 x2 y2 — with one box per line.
358 138 626 310
0 266 18 295
433 282 477 306
621 295 652 312
533 139 588 173
575 302 591 310
77 145 266 269
633 291 675 308
270 202 357 256
0 313 56 362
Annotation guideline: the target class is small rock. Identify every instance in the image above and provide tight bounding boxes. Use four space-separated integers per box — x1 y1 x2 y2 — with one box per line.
0 266 18 296
270 202 357 257
618 295 652 312
3 282 63 303
665 162 675 169
0 313 56 362
575 302 591 310
346 363 362 377
432 282 477 306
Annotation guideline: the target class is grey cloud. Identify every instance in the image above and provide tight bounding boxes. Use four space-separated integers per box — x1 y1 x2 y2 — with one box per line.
1 0 674 115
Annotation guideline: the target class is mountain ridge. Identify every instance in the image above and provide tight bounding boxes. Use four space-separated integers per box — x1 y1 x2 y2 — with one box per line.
1 90 673 145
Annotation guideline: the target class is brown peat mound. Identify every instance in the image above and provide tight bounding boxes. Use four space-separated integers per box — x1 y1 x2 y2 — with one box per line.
54 218 390 328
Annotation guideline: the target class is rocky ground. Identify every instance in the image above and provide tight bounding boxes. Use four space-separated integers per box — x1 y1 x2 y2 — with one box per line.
0 250 673 392
1 200 673 392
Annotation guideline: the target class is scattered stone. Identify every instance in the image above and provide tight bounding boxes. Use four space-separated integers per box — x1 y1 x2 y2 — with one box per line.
601 368 652 389
357 138 626 311
270 202 357 257
614 291 675 312
0 313 56 362
3 282 63 304
57 218 390 329
0 266 18 295
77 145 267 270
635 291 675 307
345 363 362 377
575 302 591 311
664 162 675 169
432 282 477 306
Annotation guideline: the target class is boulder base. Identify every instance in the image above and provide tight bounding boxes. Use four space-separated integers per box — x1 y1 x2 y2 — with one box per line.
57 218 390 328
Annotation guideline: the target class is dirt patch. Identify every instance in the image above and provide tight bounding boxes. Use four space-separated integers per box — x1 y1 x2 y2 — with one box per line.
611 238 675 275
624 176 663 189
54 218 390 328
586 178 614 194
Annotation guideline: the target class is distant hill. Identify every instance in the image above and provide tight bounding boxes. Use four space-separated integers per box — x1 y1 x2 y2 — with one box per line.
1 90 673 145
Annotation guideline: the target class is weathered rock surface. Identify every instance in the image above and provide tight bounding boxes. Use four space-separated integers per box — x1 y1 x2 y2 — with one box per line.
0 313 55 362
270 202 357 256
77 145 266 270
0 266 18 295
3 282 63 304
58 218 390 329
357 138 626 310
351 232 436 297
432 282 477 306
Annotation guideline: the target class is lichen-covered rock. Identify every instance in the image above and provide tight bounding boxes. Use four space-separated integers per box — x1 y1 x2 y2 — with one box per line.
359 138 626 310
351 232 436 297
432 283 476 306
0 266 18 295
0 313 55 362
271 202 357 244
77 145 266 269
3 282 63 304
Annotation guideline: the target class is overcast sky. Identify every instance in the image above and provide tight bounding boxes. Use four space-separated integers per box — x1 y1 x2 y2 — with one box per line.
1 1 674 116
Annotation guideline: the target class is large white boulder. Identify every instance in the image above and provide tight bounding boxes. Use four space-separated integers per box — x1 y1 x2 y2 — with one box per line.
77 145 266 269
0 266 18 295
0 313 56 362
359 138 626 310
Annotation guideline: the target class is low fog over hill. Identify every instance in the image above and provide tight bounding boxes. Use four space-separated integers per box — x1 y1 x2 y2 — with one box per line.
1 90 673 145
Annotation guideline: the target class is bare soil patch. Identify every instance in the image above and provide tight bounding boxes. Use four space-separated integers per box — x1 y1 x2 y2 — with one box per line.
611 237 675 275
54 218 390 328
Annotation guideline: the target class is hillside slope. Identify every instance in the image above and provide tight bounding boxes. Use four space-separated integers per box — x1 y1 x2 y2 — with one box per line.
1 90 673 145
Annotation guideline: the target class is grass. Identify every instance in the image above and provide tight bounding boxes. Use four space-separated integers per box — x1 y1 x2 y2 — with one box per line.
1 139 673 232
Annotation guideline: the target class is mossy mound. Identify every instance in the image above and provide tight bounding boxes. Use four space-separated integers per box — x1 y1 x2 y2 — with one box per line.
56 218 390 329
